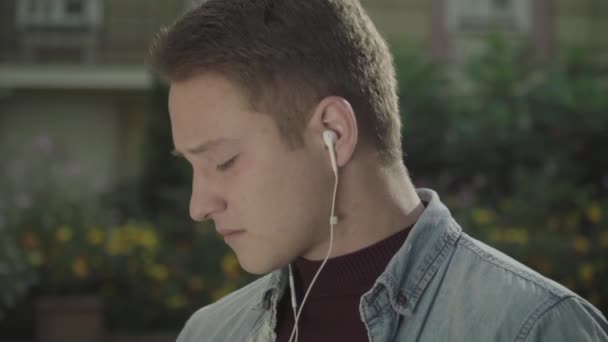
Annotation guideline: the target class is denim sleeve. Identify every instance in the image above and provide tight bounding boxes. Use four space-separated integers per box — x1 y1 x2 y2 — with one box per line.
176 306 209 342
519 296 608 342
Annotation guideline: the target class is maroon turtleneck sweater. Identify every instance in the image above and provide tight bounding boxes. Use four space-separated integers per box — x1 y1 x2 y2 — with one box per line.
275 225 412 342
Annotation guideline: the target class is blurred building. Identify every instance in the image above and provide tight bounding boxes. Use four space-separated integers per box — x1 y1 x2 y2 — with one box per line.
0 0 605 196
0 0 186 196
360 0 607 62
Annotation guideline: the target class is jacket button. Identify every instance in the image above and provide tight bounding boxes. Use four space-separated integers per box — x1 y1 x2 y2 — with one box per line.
397 293 407 306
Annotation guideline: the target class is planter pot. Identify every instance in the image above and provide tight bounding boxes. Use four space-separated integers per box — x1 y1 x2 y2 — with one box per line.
36 295 104 342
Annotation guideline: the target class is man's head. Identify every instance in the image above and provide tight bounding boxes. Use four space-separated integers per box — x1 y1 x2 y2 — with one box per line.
151 0 404 274
151 0 402 163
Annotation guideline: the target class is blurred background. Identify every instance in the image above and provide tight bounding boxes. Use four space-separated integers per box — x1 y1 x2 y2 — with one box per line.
0 0 606 341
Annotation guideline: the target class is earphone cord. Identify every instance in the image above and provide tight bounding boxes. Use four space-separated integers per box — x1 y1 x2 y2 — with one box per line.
288 167 339 342
288 264 299 342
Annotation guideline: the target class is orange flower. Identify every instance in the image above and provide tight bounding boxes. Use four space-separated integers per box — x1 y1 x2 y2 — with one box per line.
21 231 40 250
578 263 594 286
56 225 72 242
87 227 105 245
586 203 602 224
72 257 89 279
572 235 590 255
600 231 608 248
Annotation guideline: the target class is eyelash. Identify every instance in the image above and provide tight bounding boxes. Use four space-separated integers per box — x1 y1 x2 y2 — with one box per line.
216 155 238 171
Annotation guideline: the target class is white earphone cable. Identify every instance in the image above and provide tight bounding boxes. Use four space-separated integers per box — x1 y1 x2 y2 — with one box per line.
288 163 338 342
288 264 299 341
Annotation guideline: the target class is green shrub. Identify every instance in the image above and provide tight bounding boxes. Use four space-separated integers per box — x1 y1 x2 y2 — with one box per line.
396 36 608 313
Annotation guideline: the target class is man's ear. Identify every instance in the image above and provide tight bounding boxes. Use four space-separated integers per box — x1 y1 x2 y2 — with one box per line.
308 96 358 168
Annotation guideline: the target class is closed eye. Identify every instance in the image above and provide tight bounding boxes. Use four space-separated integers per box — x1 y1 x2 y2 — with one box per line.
217 155 238 171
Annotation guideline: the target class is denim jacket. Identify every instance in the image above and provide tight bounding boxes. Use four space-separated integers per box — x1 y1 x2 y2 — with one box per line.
177 189 608 341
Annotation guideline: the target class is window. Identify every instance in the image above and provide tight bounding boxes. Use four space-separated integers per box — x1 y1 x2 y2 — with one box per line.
15 0 103 63
66 0 85 15
17 0 102 28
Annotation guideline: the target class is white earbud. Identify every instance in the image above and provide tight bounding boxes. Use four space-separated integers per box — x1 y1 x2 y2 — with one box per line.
322 130 338 173
288 130 340 342
289 130 338 342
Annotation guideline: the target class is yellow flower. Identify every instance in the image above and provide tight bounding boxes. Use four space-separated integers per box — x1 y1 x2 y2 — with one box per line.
148 264 169 281
21 231 40 250
600 231 608 248
572 235 590 255
56 225 72 242
504 228 528 245
136 229 159 250
87 227 105 245
472 208 495 226
500 199 512 212
72 257 89 279
27 251 43 266
578 263 594 286
106 230 129 256
166 294 187 309
586 203 602 224
222 254 241 279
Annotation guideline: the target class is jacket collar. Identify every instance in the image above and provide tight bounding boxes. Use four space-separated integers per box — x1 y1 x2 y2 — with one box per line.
368 188 462 316
254 188 462 316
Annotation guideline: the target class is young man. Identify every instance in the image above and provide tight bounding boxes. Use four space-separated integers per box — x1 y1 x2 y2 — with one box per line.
151 0 608 341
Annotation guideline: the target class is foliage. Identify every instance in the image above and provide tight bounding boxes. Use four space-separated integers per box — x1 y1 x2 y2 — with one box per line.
396 36 608 313
0 136 254 335
0 135 77 320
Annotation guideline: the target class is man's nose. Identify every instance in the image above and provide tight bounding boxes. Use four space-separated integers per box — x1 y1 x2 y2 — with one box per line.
189 176 226 222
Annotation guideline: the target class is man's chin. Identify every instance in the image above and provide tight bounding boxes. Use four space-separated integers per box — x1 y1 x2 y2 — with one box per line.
236 255 287 275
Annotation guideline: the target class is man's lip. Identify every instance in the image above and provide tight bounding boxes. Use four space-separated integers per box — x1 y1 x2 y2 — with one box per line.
217 229 245 237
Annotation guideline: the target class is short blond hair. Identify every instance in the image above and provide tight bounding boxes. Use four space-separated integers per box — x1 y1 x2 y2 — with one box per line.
150 0 402 164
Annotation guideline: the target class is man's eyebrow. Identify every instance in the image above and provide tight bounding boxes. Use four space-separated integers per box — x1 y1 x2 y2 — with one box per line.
171 138 230 158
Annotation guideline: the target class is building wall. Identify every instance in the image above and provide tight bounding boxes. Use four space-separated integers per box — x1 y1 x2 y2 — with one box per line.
588 0 608 62
102 0 185 63
0 91 120 194
556 0 593 46
0 0 605 198
363 0 606 62
1 0 606 64
363 0 431 45
0 0 171 196
0 0 18 62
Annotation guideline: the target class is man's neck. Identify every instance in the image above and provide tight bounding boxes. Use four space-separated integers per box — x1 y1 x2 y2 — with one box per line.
302 158 423 260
